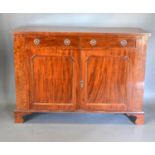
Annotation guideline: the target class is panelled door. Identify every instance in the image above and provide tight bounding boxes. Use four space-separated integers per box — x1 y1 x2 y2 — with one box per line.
80 48 133 112
29 46 78 111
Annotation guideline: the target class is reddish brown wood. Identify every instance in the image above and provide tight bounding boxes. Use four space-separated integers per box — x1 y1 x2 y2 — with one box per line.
29 47 78 111
126 113 144 125
80 49 130 111
13 27 150 124
80 37 136 48
14 112 32 123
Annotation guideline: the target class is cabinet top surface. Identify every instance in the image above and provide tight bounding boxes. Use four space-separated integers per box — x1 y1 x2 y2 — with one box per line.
14 26 151 36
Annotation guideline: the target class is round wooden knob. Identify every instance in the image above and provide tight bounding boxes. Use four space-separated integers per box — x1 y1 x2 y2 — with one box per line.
64 39 71 46
34 38 40 45
120 40 128 47
90 39 97 46
123 56 129 60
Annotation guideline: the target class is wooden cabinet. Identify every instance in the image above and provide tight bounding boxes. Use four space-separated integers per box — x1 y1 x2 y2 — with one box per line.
14 27 151 124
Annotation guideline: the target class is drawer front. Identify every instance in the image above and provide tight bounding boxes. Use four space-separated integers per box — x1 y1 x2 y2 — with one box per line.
80 37 136 48
25 36 79 48
25 35 136 49
26 36 56 47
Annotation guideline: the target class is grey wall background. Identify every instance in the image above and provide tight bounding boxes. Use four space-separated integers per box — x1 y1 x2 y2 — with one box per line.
0 13 155 105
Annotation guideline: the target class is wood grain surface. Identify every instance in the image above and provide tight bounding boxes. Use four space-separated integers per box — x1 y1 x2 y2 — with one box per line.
14 27 150 124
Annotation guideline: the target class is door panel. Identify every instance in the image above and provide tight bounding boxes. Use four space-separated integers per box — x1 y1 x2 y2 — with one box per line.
29 47 78 111
81 49 131 111
32 56 73 103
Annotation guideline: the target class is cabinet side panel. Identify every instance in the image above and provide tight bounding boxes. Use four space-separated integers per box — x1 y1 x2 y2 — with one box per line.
132 37 148 111
14 35 30 110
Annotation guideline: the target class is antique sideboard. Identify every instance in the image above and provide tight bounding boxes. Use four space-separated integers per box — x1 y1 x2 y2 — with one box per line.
13 27 151 124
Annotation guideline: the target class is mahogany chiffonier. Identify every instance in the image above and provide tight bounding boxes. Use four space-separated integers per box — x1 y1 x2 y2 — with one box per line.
13 27 151 124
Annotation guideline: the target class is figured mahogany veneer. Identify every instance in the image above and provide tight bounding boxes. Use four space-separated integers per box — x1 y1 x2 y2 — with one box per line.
14 27 151 124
